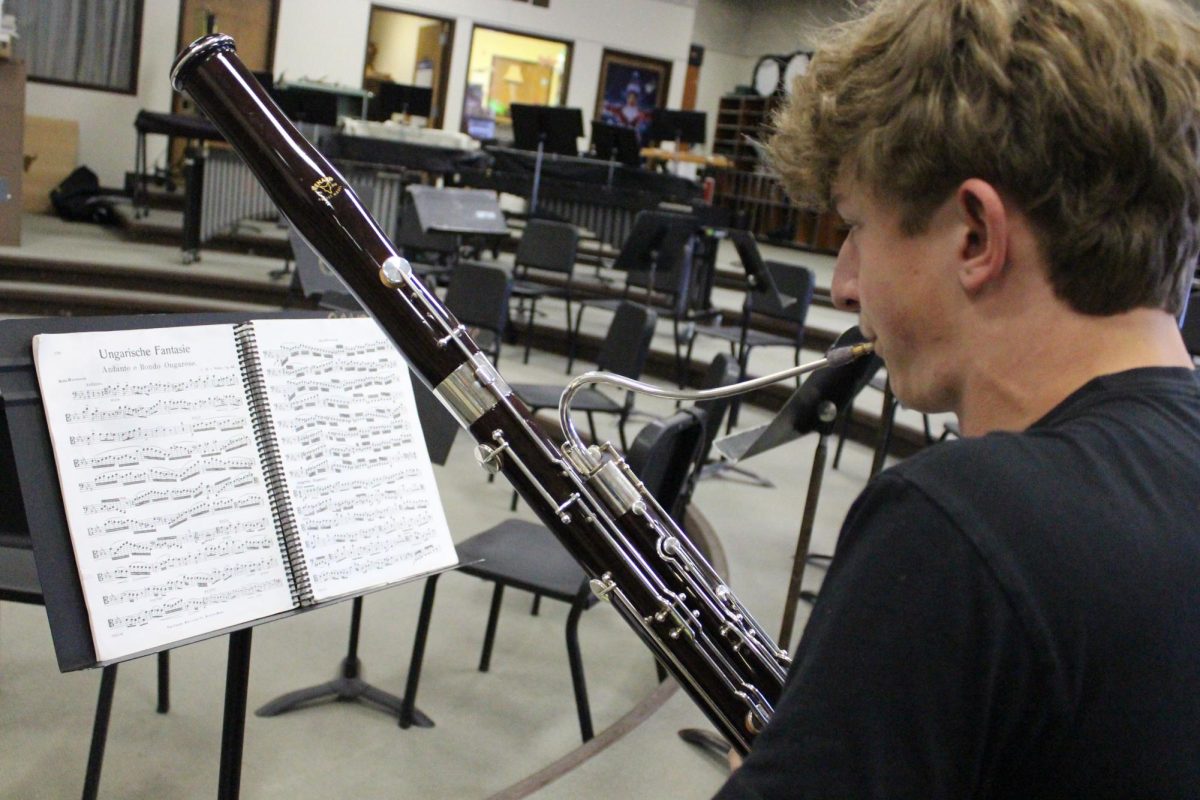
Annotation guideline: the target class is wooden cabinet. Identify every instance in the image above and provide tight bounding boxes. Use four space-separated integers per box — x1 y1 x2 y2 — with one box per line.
0 58 25 246
710 93 847 254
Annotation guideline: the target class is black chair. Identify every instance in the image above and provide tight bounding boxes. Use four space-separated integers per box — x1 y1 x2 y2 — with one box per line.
686 233 815 430
512 301 658 452
568 210 710 384
397 409 706 743
1183 289 1200 363
443 262 512 364
508 219 580 364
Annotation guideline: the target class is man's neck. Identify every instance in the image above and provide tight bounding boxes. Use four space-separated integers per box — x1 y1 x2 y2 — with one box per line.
956 306 1193 436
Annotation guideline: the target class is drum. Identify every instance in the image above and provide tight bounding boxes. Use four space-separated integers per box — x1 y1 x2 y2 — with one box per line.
752 55 784 96
782 51 812 95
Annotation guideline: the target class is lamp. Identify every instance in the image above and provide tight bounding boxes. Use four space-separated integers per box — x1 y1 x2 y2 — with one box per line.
503 63 524 84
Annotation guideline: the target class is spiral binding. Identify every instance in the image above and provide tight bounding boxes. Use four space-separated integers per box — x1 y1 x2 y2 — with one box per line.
234 322 314 606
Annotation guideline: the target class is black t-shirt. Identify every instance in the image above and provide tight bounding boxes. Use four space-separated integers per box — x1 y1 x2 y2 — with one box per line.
716 367 1200 799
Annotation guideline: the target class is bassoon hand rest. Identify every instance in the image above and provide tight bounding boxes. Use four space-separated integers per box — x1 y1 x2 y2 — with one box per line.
171 34 871 754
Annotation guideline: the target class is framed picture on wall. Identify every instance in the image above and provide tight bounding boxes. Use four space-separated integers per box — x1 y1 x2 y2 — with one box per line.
594 48 672 145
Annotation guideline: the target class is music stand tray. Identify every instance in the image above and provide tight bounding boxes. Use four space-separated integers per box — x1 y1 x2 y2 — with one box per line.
407 186 510 236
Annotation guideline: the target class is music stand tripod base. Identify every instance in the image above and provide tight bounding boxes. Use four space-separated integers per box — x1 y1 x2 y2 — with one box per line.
253 596 434 727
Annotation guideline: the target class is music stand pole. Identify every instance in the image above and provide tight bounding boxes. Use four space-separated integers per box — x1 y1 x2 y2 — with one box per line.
778 423 832 651
530 136 545 216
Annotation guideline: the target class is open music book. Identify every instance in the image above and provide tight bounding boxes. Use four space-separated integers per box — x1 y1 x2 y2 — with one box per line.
32 316 457 662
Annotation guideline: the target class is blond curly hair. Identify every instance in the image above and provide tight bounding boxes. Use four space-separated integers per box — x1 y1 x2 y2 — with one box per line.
769 0 1200 315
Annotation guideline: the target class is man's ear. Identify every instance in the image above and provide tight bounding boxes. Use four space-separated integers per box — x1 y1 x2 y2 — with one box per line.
956 178 1008 293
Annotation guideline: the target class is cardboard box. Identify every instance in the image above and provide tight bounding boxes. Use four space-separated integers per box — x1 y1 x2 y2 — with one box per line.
23 116 78 214
0 57 24 245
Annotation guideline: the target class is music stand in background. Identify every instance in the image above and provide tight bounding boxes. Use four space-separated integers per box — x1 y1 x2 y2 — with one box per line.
407 185 511 265
715 327 881 650
272 86 342 126
407 186 510 237
510 103 584 216
590 119 642 185
367 81 434 122
649 109 707 145
679 328 881 763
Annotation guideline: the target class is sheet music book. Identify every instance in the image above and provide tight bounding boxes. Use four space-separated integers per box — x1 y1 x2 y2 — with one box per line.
31 316 457 662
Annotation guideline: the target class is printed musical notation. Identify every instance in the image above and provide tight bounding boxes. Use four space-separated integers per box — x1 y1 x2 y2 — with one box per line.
33 324 296 660
249 317 456 600
31 318 456 663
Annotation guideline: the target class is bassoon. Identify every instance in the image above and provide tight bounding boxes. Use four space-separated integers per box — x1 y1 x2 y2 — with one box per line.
171 34 872 755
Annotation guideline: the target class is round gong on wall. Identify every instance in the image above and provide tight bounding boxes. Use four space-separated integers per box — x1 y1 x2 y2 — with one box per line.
752 55 783 96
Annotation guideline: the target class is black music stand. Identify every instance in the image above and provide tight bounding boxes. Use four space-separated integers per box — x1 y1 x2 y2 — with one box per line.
679 328 880 763
510 103 584 216
367 81 433 122
408 185 510 236
715 328 881 649
253 374 458 726
590 119 642 185
648 109 707 175
0 312 458 798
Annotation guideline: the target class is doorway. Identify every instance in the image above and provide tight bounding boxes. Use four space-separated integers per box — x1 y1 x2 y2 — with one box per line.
365 6 454 129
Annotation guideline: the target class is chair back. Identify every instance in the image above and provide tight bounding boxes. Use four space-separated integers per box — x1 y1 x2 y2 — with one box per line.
751 261 815 331
515 219 579 277
625 410 706 522
693 352 741 463
595 301 658 379
1183 289 1200 360
444 262 511 360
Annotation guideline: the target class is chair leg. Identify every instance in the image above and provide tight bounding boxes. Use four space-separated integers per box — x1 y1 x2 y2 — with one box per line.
479 583 505 672
400 574 440 728
831 406 852 470
563 298 574 374
522 298 538 364
586 412 598 446
726 349 752 434
531 593 541 616
565 596 594 742
568 304 587 373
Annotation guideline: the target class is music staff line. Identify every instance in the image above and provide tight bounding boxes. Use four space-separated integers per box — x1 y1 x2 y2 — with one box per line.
70 373 239 401
64 395 243 423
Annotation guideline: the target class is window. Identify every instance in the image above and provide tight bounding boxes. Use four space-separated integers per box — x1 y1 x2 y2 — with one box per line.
462 25 571 142
9 0 143 94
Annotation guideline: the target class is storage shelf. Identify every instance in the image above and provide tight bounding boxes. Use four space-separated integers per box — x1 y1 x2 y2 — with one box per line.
711 93 846 252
